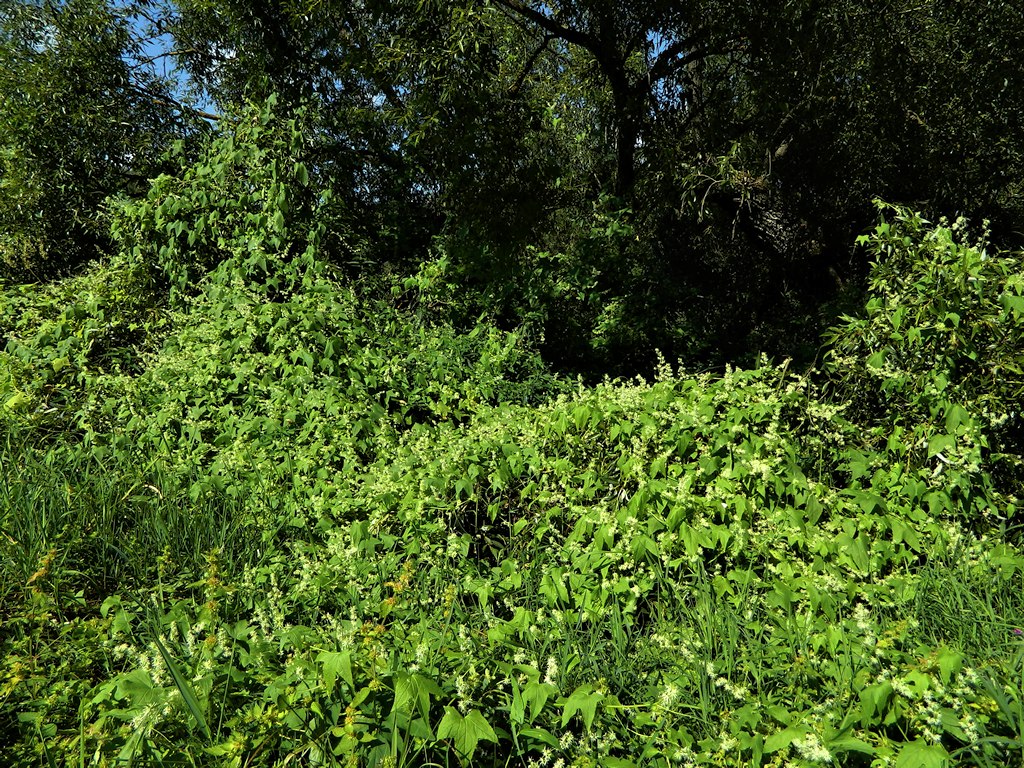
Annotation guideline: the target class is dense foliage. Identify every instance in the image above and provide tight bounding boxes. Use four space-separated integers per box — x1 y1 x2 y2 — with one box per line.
3 0 1022 371
0 0 198 278
2 1 1024 766
3 134 1024 764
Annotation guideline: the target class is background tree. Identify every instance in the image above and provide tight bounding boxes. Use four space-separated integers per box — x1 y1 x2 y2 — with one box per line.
435 0 1024 372
0 0 199 280
166 0 453 270
6 0 1019 373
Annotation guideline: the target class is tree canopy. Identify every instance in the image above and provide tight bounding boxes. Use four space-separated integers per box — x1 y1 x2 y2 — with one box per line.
0 0 202 278
1 0 1021 372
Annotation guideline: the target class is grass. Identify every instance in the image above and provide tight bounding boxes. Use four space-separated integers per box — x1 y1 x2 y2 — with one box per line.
0 432 260 604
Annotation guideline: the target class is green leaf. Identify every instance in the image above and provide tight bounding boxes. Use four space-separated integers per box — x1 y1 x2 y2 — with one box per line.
3 391 30 411
392 671 440 728
927 434 955 457
827 737 876 756
894 739 949 768
438 707 497 762
1001 293 1024 317
859 681 893 726
522 681 553 723
99 595 121 618
152 633 211 740
510 677 525 725
107 669 155 708
560 684 604 730
540 567 570 605
944 404 970 434
518 727 559 748
318 651 353 695
935 649 963 685
764 727 806 753
455 476 474 500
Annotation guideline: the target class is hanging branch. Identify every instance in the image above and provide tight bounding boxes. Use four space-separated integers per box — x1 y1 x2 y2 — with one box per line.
508 32 553 95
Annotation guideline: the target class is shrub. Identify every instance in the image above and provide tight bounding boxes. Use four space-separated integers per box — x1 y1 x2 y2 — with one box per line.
108 95 326 305
825 201 1024 506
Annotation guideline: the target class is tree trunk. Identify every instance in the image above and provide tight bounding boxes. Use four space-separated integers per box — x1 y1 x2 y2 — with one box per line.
604 62 641 199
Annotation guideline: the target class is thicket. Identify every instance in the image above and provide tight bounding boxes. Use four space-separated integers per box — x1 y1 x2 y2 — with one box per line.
1 99 1023 766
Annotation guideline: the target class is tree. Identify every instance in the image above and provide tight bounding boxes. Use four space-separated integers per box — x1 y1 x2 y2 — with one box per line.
482 0 1024 369
488 0 752 199
10 0 1017 371
165 0 452 270
0 0 198 280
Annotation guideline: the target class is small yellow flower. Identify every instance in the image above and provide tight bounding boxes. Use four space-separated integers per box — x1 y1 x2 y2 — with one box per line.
27 548 56 586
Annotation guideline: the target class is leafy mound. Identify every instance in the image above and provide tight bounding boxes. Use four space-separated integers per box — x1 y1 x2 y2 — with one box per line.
2 129 1023 768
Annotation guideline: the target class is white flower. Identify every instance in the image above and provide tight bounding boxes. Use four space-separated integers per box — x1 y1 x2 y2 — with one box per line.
794 733 832 763
852 603 871 632
543 657 559 685
658 683 680 710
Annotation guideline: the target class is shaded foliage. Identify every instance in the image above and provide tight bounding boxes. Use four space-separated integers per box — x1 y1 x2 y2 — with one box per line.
0 0 199 279
3 0 1022 373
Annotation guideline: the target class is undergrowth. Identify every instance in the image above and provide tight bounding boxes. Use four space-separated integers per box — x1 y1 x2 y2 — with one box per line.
2 112 1022 768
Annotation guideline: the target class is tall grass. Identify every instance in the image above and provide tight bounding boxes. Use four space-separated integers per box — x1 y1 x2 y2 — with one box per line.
0 430 262 614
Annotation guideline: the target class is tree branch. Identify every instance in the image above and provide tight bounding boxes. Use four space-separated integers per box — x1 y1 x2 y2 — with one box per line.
126 81 220 122
648 30 716 84
155 95 221 123
491 0 598 54
508 33 553 95
131 48 203 67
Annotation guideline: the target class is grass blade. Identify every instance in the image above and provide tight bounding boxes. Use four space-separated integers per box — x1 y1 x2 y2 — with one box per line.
152 631 212 741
